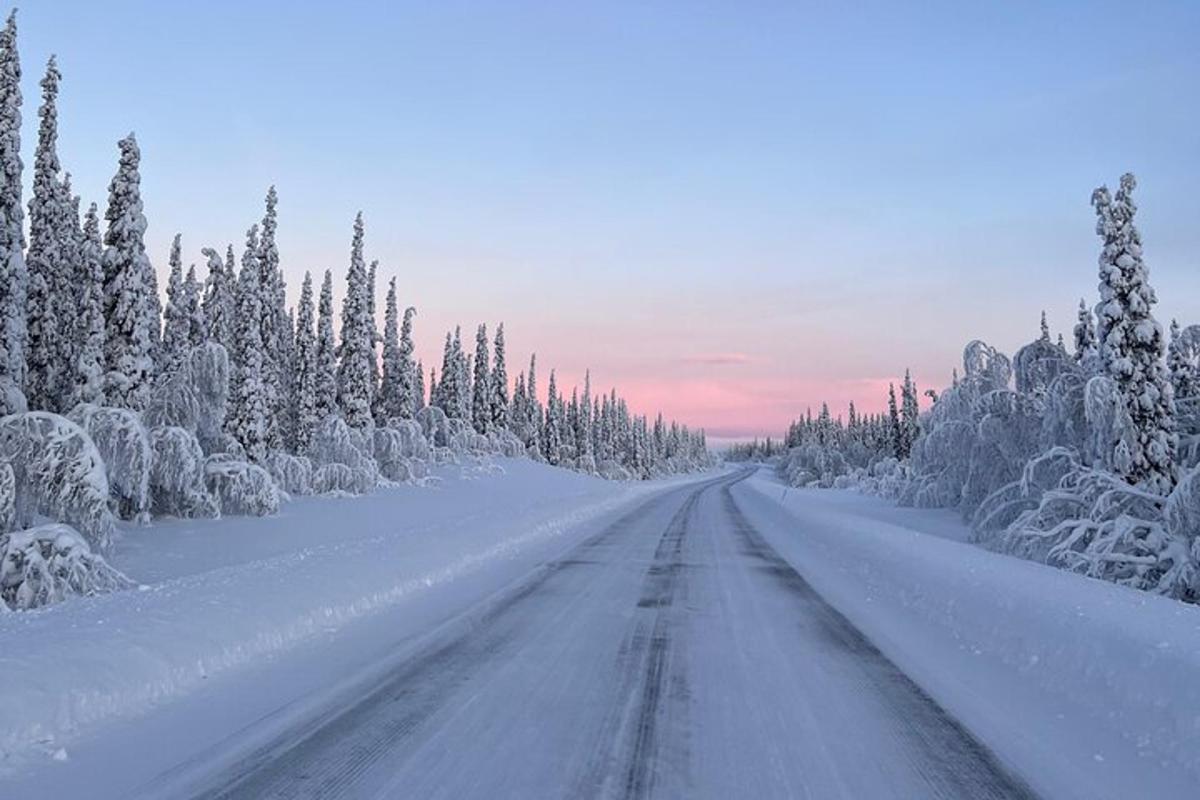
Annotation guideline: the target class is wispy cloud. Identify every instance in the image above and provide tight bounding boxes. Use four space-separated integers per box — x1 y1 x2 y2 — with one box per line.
683 353 752 366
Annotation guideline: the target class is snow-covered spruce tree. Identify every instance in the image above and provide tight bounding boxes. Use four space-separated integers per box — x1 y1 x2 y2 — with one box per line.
886 383 902 458
292 271 318 453
490 323 509 430
183 264 205 348
543 369 562 465
0 10 25 416
901 369 919 456
159 233 189 377
435 331 457 417
201 246 236 353
398 304 417 418
25 56 70 412
315 269 338 422
576 370 593 465
413 359 426 414
71 204 105 407
1168 319 1200 402
336 214 373 428
471 323 490 434
101 135 157 411
457 336 471 422
375 276 404 421
1092 174 1176 494
1074 298 1098 368
229 226 269 462
366 259 379 406
255 186 289 450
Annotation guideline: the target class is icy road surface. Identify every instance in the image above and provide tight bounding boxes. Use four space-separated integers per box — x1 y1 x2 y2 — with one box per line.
161 468 1032 800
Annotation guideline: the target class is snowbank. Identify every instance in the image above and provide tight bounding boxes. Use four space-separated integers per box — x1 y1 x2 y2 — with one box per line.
737 473 1200 800
0 460 667 778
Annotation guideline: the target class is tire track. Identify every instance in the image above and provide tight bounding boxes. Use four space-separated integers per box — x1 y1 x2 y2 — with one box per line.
577 471 745 799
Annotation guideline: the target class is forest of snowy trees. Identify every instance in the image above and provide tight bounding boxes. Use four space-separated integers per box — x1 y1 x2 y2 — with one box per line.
0 14 710 611
755 173 1200 602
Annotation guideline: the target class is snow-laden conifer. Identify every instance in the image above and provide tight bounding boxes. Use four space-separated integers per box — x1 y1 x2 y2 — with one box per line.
490 323 509 430
101 135 157 411
25 56 68 411
292 271 318 453
201 246 236 353
336 214 373 428
159 233 189 376
1092 174 1176 493
0 10 26 416
471 323 490 434
315 269 339 422
71 204 105 407
376 276 405 421
228 226 269 462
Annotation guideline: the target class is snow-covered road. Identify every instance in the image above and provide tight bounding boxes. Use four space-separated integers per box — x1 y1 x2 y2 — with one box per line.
152 468 1031 799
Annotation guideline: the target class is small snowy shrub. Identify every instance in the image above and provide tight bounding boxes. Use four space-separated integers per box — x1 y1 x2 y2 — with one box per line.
266 452 313 496
312 462 376 496
0 412 115 552
308 416 379 492
0 524 132 610
150 426 218 518
68 404 152 523
204 457 280 516
416 406 451 448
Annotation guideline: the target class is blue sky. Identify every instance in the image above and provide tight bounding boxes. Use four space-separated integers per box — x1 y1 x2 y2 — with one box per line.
15 1 1200 438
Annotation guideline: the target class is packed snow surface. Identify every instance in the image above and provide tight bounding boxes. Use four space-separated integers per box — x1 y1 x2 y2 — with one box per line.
2 463 1199 800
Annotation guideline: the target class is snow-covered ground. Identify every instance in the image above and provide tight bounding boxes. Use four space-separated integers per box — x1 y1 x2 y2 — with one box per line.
737 471 1200 800
0 459 692 796
5 462 1199 799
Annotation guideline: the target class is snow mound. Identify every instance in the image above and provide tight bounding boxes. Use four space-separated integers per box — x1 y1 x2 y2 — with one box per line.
0 524 132 611
0 412 115 552
68 404 152 524
204 456 280 516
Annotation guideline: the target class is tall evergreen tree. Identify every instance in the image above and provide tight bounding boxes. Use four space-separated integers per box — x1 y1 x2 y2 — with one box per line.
1092 174 1176 493
1074 297 1098 366
336 213 373 428
159 233 189 376
414 359 426 414
576 370 593 461
376 276 405 421
256 186 290 449
101 135 157 411
490 323 509 430
292 271 318 453
0 10 26 415
183 264 205 348
315 269 338 422
471 323 490 434
25 56 68 410
397 305 417 419
542 369 562 465
201 246 236 353
887 383 902 459
435 331 456 415
366 259 379 406
229 225 268 461
71 203 105 407
900 369 919 456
